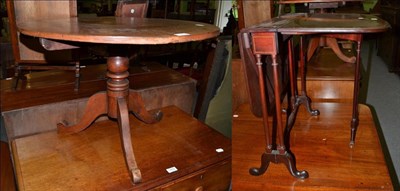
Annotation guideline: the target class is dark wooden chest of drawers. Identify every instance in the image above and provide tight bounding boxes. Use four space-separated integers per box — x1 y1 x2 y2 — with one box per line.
378 5 400 72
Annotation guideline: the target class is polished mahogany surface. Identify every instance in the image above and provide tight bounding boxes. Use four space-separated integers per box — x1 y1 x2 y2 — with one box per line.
17 17 220 45
11 106 231 190
237 11 390 181
244 13 390 34
232 103 395 190
15 16 221 184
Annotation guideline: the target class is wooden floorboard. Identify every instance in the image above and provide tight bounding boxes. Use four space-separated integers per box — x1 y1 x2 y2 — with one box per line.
232 102 394 191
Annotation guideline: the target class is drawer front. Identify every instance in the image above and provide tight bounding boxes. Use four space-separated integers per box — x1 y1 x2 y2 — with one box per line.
251 32 278 55
158 160 231 191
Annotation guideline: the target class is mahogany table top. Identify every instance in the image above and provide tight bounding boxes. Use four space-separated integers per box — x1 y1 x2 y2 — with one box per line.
243 13 390 34
17 17 220 45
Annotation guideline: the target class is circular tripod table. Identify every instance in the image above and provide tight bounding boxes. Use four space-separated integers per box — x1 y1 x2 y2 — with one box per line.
17 17 220 184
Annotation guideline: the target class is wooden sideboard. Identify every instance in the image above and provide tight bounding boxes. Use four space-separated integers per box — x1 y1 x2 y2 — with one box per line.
378 4 400 72
8 106 231 190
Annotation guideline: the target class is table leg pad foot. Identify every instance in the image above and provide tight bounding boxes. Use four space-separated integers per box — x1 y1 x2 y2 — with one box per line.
284 152 309 179
128 90 163 124
131 168 142 184
250 151 309 179
249 153 270 176
298 95 320 116
57 121 70 134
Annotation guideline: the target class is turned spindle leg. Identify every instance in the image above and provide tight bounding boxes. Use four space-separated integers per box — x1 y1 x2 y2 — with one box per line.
350 39 362 147
248 39 308 178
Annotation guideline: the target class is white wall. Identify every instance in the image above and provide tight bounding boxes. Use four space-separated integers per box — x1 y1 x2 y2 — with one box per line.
214 0 233 32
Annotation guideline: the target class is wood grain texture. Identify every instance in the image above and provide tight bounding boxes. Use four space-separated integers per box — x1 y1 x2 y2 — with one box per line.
232 103 394 190
241 13 390 34
241 0 273 28
299 80 354 103
0 62 195 113
17 17 220 45
2 64 198 143
299 48 355 102
9 0 77 62
11 106 231 191
232 58 249 112
0 142 16 191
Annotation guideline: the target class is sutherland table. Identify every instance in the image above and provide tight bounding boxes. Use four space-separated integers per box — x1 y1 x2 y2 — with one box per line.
238 13 389 178
16 17 220 184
